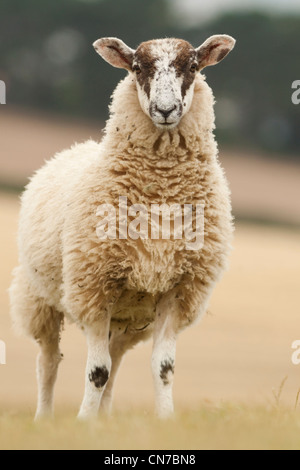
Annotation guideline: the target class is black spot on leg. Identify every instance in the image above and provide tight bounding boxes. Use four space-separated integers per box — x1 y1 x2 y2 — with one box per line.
89 366 109 389
160 359 175 386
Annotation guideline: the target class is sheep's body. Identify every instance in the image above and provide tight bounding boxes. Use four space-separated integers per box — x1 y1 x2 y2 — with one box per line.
10 36 235 420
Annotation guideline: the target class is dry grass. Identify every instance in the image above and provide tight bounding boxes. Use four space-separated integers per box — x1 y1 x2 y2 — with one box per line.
1 404 300 450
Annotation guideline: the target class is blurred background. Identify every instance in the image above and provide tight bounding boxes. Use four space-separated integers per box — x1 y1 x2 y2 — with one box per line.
0 0 299 415
0 0 299 223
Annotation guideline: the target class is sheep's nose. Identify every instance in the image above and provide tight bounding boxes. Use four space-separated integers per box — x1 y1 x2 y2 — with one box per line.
155 105 177 119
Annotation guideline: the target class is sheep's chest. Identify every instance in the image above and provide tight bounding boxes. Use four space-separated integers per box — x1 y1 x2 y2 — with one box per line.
110 153 208 296
127 237 195 295
109 239 190 332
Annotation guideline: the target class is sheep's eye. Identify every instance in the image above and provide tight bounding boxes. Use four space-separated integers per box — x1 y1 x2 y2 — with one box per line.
133 65 141 75
190 63 198 73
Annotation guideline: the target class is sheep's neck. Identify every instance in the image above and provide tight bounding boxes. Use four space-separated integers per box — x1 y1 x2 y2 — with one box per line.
106 125 207 166
106 130 211 206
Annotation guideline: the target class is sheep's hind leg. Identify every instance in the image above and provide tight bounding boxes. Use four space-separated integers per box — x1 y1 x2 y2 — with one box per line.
35 309 63 421
78 316 111 420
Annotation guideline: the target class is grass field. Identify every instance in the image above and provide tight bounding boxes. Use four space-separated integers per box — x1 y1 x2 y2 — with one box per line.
0 192 300 449
1 405 300 450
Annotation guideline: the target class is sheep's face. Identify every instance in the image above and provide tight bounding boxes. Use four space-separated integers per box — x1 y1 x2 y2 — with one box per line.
133 39 197 130
93 35 236 131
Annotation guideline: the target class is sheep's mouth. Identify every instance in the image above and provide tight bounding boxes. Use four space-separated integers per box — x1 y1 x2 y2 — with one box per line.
154 121 179 130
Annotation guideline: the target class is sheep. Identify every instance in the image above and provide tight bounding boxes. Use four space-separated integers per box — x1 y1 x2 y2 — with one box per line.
9 34 235 420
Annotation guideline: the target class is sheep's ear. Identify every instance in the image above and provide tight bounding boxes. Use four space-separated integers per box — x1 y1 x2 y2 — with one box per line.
196 35 236 69
93 37 135 71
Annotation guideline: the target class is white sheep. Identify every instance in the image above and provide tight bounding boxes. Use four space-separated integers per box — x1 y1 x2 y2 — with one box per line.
10 35 235 420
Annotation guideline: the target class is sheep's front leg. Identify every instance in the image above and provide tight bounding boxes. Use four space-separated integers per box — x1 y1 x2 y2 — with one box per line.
78 318 111 420
99 344 124 415
152 292 179 419
100 327 152 415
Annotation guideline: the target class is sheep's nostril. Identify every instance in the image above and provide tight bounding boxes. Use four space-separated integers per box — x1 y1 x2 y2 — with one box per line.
155 105 177 119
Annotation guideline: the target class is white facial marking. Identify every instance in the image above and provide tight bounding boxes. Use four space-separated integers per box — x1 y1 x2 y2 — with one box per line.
133 39 197 130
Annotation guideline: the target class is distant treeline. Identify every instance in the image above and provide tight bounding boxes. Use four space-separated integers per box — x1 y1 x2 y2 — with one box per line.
0 0 299 158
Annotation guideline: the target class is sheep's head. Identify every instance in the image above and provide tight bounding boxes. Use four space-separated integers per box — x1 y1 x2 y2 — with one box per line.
93 35 235 130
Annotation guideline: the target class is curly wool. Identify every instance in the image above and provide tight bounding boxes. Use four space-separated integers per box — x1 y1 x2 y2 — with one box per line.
10 73 233 338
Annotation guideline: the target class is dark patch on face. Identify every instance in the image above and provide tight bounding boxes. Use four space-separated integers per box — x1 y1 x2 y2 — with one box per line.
160 359 175 386
89 366 109 389
134 42 157 98
171 40 198 98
